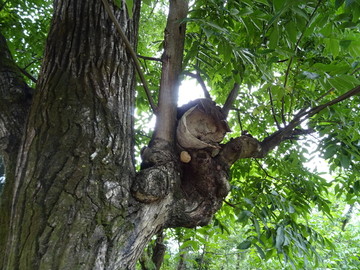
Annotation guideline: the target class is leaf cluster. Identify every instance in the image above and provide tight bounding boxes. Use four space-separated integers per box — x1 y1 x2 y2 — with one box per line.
0 0 52 86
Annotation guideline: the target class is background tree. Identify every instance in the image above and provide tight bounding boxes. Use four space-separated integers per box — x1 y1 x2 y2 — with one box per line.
1 0 360 269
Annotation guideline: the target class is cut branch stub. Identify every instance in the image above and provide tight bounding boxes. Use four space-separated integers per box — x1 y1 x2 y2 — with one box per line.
176 99 230 150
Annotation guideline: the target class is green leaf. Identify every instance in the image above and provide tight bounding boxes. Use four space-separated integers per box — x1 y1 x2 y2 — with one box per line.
335 0 345 9
125 0 134 18
254 0 271 6
238 240 252 249
273 0 286 12
275 226 285 250
271 85 285 100
114 0 121 8
323 144 337 159
339 154 351 169
180 240 199 250
353 180 360 193
142 0 152 5
339 39 352 49
254 243 266 259
268 26 279 49
237 210 252 223
348 40 360 58
325 38 340 58
327 75 360 92
285 21 297 44
313 63 350 74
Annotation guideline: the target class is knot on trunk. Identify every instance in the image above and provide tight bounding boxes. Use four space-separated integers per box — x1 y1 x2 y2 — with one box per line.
131 164 173 203
140 139 175 169
135 139 178 203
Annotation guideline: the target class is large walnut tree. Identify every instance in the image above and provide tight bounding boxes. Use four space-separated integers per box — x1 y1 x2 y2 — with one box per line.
1 0 360 269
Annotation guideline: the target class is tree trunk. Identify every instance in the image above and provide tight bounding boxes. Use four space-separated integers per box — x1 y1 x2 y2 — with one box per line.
0 0 146 268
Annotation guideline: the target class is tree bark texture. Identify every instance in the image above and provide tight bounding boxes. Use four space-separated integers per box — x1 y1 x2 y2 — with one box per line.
0 31 33 269
0 0 146 269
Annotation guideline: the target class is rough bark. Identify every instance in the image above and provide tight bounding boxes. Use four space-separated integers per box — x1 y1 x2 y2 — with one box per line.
0 0 145 269
0 31 33 269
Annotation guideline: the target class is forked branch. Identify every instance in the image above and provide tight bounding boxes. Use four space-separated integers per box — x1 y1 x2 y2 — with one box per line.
260 84 360 157
218 84 360 167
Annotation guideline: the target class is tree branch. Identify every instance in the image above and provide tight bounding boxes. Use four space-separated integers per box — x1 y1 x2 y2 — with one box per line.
151 230 166 270
268 87 281 129
137 54 162 62
282 0 323 124
101 0 157 113
236 110 244 132
217 84 360 166
183 70 211 99
0 31 32 157
222 83 240 118
152 0 188 144
17 65 37 83
259 84 360 157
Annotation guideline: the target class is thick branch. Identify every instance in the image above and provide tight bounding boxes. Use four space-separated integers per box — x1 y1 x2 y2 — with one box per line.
0 30 33 269
153 0 188 144
0 31 32 157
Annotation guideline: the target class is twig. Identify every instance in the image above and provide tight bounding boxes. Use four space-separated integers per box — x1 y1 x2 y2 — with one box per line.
222 83 240 118
223 200 239 208
236 110 243 132
281 0 323 124
101 0 157 113
23 57 41 70
297 85 360 120
137 54 162 62
283 0 323 89
183 70 211 99
255 159 283 180
268 87 281 129
17 66 37 84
